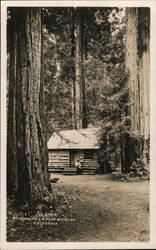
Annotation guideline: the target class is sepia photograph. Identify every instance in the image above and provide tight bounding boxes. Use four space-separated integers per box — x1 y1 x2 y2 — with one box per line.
1 1 156 249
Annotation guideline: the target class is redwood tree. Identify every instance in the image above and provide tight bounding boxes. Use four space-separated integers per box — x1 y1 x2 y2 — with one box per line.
125 7 150 169
138 8 150 164
70 8 76 129
7 8 51 206
75 8 87 129
125 8 139 133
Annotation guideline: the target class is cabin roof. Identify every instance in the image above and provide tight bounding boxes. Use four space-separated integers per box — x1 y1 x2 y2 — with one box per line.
47 127 101 150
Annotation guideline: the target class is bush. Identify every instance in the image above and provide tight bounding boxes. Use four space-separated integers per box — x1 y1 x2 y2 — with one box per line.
129 158 150 180
112 158 149 182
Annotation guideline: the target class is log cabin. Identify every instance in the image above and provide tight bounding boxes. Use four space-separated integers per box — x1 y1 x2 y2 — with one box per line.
47 128 100 175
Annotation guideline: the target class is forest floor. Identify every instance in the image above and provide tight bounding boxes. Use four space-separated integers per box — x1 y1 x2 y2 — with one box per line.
7 174 149 242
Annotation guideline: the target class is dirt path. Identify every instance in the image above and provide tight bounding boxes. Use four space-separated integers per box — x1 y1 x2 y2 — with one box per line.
52 174 149 242
7 174 149 242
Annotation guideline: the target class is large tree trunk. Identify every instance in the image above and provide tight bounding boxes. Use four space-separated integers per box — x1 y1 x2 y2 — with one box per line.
138 8 150 165
75 8 87 129
7 8 51 206
125 8 140 133
125 8 150 170
125 8 139 172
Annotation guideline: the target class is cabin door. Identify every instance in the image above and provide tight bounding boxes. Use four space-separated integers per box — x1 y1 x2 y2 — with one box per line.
70 150 77 168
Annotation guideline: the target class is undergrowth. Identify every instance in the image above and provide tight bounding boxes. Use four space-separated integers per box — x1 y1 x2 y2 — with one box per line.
112 158 149 182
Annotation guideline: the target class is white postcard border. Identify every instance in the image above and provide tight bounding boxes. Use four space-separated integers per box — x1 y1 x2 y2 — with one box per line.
1 1 156 249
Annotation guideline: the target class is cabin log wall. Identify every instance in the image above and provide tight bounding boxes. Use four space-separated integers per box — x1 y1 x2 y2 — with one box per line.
48 149 99 173
48 150 70 172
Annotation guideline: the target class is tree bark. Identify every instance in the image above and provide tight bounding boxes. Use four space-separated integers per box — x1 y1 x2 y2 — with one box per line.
7 8 51 205
125 8 140 133
138 8 150 165
75 8 87 129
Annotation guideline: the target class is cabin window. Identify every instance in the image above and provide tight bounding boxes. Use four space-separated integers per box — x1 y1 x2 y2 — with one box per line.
84 151 94 159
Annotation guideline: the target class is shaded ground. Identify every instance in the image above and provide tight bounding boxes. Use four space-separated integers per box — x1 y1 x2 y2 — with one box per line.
7 174 149 242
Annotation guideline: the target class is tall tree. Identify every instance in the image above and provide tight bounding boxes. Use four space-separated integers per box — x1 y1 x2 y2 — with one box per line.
138 8 150 163
125 7 150 169
70 8 76 129
7 8 51 206
125 8 139 133
75 8 87 129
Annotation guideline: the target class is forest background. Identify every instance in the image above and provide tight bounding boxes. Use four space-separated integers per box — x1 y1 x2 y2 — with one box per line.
6 6 150 206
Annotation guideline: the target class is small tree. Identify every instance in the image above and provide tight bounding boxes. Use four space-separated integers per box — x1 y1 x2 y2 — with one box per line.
98 64 130 172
